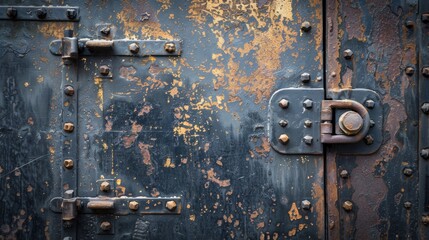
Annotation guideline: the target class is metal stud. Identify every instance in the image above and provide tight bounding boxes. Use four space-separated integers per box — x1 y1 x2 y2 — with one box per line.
63 123 75 133
301 21 311 32
365 100 375 109
36 8 47 19
301 200 311 210
343 49 353 59
304 120 312 128
164 42 176 53
278 120 288 127
342 201 353 211
421 103 429 114
301 72 311 83
278 99 289 109
303 135 313 145
128 43 140 54
6 7 17 18
166 200 177 211
303 99 313 109
279 134 289 144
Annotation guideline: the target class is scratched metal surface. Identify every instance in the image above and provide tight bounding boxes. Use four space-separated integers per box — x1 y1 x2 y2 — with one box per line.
0 0 325 239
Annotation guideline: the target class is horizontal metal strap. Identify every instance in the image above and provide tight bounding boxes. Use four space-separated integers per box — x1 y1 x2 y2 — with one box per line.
0 6 79 21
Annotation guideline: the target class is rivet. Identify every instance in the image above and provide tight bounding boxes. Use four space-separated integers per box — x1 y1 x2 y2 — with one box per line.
36 8 47 19
303 135 313 145
405 20 414 29
422 215 429 224
100 26 111 35
164 42 176 53
303 99 313 109
422 13 429 24
343 49 353 59
342 201 353 211
129 201 139 211
421 103 429 114
6 7 17 18
128 43 140 54
66 9 77 20
63 122 74 133
300 21 311 32
403 167 413 177
340 170 349 178
365 100 375 109
278 99 289 109
364 135 374 145
403 201 412 209
301 200 311 210
278 120 288 127
99 65 110 76
166 200 177 211
421 149 429 159
405 66 415 76
301 72 311 83
100 221 112 231
369 119 375 128
331 72 337 77
304 120 312 128
278 134 289 144
100 181 111 192
422 67 429 78
63 159 74 169
63 85 75 96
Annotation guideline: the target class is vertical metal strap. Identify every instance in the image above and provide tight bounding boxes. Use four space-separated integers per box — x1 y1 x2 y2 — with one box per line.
61 29 78 240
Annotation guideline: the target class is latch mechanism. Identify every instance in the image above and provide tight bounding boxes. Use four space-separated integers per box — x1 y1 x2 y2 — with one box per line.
268 88 382 155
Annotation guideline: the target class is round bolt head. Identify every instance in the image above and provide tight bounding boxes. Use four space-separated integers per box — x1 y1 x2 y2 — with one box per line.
421 103 429 114
128 43 140 54
343 49 354 59
164 42 176 53
304 120 312 128
278 120 288 127
66 9 77 19
63 122 74 133
129 201 139 211
365 100 375 109
421 149 429 159
100 221 112 231
303 99 313 109
422 67 429 77
7 7 17 18
342 201 353 211
301 21 311 32
364 135 374 145
422 215 429 225
278 99 289 109
165 200 177 211
403 201 412 209
36 8 47 19
99 65 110 76
369 119 375 128
100 181 111 192
63 159 74 169
405 66 415 76
303 135 313 145
278 134 289 144
301 200 311 210
63 85 75 96
340 170 349 178
405 20 414 28
403 167 413 177
301 72 311 83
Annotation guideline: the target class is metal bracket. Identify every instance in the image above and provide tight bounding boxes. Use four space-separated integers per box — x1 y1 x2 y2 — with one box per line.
268 88 382 155
0 6 80 21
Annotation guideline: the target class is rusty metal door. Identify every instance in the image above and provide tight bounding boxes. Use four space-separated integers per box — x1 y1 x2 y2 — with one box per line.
0 0 427 239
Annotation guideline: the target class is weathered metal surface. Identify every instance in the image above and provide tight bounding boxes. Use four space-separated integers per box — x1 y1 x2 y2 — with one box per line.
0 6 80 21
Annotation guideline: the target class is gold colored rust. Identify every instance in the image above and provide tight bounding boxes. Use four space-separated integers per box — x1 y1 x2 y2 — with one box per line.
288 202 302 221
202 168 231 187
138 142 154 176
37 22 73 38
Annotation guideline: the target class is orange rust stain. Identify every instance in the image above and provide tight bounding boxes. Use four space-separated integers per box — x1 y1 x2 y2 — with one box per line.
131 121 143 133
151 188 160 197
164 157 176 168
203 168 231 187
138 142 154 175
288 227 297 237
37 22 74 38
288 202 302 221
122 134 137 148
254 136 271 156
105 119 113 132
119 66 141 82
138 105 153 116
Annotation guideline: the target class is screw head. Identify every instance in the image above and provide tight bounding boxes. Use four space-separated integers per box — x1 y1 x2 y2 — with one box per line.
128 43 140 54
129 201 139 211
422 67 429 77
6 7 17 18
166 200 177 211
303 135 313 145
278 99 289 109
66 9 77 19
364 135 374 145
422 13 429 24
100 181 111 192
278 134 289 144
278 120 288 127
64 85 75 96
63 159 74 169
365 100 375 109
100 221 112 231
301 200 311 210
421 149 429 159
63 122 75 133
340 170 349 178
36 8 47 19
369 119 375 128
304 120 312 128
99 65 110 76
421 103 429 114
405 20 414 28
403 201 412 209
405 66 415 76
300 21 311 32
343 49 354 59
303 99 313 109
164 42 176 53
301 72 311 83
403 167 413 177
342 201 353 211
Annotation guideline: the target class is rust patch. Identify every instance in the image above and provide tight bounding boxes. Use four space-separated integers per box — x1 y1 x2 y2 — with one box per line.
119 66 141 82
288 202 302 221
122 134 137 148
138 142 154 176
203 168 231 187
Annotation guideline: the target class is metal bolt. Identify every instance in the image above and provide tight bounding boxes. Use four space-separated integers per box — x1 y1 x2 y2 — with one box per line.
63 123 74 133
369 119 375 128
278 134 289 144
303 135 313 145
64 85 75 96
100 221 112 231
64 190 74 199
421 103 429 114
364 135 374 145
129 201 139 211
301 72 311 83
422 215 429 225
304 120 312 128
422 67 429 78
278 120 288 127
165 200 177 211
365 100 375 109
422 13 429 24
128 43 140 54
66 9 77 20
342 201 353 211
331 72 337 77
278 99 289 109
405 66 415 76
303 99 313 109
421 149 429 159
403 168 413 177
63 159 74 169
100 26 111 35
405 20 414 29
300 21 311 32
343 49 354 59
403 201 412 209
340 170 349 178
164 42 176 53
339 111 363 135
100 181 111 192
301 200 311 210
6 7 17 18
36 8 47 19
99 65 110 76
